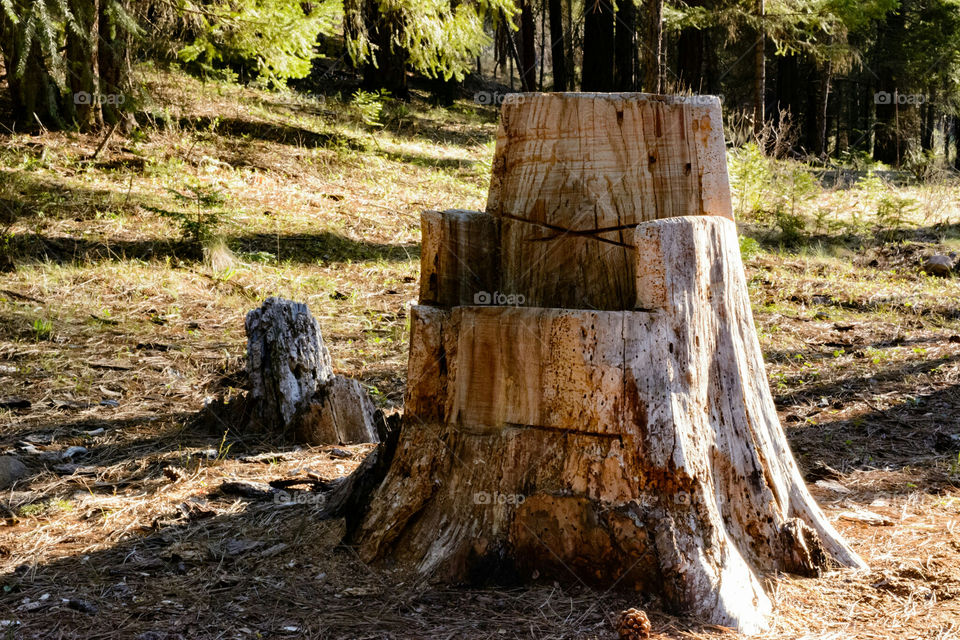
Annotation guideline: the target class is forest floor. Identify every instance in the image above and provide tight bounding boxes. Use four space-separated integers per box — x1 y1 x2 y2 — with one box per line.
2 71 960 639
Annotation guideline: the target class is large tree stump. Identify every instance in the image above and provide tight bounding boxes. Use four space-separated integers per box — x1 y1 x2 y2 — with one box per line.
245 297 379 445
333 94 865 633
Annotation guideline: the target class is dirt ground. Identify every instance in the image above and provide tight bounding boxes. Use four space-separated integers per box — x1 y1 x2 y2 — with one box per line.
3 74 960 639
3 251 960 640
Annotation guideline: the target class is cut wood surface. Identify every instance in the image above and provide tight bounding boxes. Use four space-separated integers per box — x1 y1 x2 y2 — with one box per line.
332 94 864 634
486 94 733 225
488 94 731 310
419 209 499 307
350 216 865 633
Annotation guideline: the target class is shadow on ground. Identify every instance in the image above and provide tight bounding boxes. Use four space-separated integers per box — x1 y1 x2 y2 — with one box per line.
7 231 418 266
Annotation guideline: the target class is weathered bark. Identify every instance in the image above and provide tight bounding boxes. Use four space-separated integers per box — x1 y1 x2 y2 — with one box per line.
244 297 379 445
419 209 499 307
334 94 865 633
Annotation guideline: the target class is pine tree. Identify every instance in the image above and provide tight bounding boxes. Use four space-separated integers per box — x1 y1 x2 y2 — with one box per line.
344 0 518 97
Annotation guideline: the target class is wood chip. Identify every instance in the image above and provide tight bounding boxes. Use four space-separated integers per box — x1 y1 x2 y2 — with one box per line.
838 510 894 526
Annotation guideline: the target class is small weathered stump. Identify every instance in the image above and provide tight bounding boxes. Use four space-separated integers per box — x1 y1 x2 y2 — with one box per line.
328 94 865 633
244 297 379 445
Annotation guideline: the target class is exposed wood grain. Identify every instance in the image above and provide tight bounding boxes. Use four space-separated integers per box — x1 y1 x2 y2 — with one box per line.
352 217 863 633
488 93 731 310
487 93 732 224
243 297 379 444
343 95 860 634
419 210 499 307
451 306 625 434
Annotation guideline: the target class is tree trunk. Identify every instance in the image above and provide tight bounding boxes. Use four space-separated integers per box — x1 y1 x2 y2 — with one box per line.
677 18 705 92
97 0 133 127
361 0 408 98
955 117 960 170
834 80 845 158
563 0 575 88
920 97 934 152
644 0 664 92
0 2 66 129
942 114 950 163
814 65 832 157
539 1 546 89
773 54 799 143
753 0 765 138
243 297 380 445
581 0 614 91
330 94 866 634
519 0 537 92
873 6 906 165
548 0 567 91
66 0 102 130
614 0 636 91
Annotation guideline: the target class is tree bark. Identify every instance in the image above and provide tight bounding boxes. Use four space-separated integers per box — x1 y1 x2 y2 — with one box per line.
834 80 846 158
955 116 960 170
563 0 575 87
614 0 636 91
643 0 664 92
581 0 614 91
519 0 537 92
753 0 765 138
677 19 705 92
548 0 567 91
873 6 906 165
814 64 832 157
244 297 380 445
330 94 866 633
0 2 66 129
921 97 934 152
360 0 408 98
66 0 102 130
97 0 133 127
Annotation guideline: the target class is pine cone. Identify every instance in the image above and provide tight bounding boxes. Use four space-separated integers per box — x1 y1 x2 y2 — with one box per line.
617 608 651 640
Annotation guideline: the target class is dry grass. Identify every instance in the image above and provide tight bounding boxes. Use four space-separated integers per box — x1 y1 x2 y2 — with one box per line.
2 69 960 638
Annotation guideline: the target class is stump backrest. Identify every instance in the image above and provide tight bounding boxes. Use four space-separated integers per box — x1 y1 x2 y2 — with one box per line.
421 93 733 311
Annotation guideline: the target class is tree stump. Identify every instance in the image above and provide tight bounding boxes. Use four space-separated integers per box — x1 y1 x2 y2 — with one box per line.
245 297 379 445
335 94 865 633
